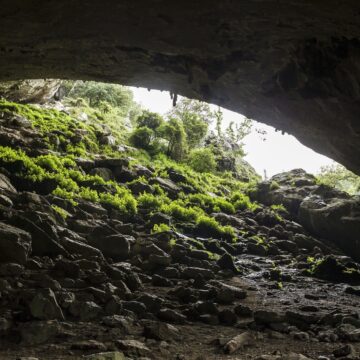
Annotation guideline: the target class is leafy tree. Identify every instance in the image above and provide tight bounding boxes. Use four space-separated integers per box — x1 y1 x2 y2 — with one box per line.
64 81 134 115
129 127 154 150
224 118 252 156
168 98 213 149
136 110 164 132
317 163 360 195
160 118 187 161
214 107 223 138
169 98 215 124
188 148 217 173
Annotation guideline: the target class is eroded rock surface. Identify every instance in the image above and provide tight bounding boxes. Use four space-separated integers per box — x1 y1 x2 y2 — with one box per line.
256 169 360 261
0 2 360 173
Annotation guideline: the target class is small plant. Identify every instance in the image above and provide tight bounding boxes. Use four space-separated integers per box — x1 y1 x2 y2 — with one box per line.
169 238 177 247
138 192 169 211
51 205 69 219
161 202 203 222
270 204 286 212
151 223 171 233
79 187 100 202
251 235 269 249
270 181 280 190
306 257 324 274
99 191 137 216
187 193 235 214
230 191 259 211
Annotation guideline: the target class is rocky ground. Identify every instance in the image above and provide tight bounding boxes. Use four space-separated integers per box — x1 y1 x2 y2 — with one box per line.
0 102 359 360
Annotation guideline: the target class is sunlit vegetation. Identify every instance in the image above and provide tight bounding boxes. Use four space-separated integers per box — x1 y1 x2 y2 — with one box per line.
317 163 360 195
0 81 263 241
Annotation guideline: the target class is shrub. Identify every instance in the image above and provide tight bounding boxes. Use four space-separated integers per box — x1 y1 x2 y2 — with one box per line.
159 118 187 161
213 197 235 214
270 204 286 212
188 148 216 173
129 126 154 150
136 111 164 131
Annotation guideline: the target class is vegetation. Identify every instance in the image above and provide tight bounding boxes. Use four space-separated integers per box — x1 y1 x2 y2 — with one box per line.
195 215 236 241
317 163 360 195
0 81 264 243
230 192 259 211
188 148 217 173
151 223 171 234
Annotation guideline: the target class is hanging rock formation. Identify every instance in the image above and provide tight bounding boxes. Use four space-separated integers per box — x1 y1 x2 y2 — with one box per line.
0 1 360 172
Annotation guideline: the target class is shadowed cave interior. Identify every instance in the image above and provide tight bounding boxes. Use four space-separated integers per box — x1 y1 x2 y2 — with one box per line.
0 1 360 359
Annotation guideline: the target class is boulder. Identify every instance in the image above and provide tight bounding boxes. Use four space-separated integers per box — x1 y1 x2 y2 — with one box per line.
30 289 64 321
90 167 115 181
20 320 61 345
10 214 68 257
59 237 104 259
0 222 32 264
299 194 360 261
0 173 17 193
143 321 180 341
88 233 133 260
256 169 360 261
0 79 61 103
149 177 181 198
128 181 153 195
116 340 150 357
256 169 317 215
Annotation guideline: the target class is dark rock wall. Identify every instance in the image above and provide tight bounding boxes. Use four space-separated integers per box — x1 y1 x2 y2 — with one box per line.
0 1 360 172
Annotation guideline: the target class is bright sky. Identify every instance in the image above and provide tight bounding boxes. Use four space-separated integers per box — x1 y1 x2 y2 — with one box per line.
131 87 335 178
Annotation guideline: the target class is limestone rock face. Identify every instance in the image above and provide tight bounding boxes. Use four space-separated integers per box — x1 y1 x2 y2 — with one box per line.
299 193 360 261
256 169 360 261
0 2 359 172
0 80 61 103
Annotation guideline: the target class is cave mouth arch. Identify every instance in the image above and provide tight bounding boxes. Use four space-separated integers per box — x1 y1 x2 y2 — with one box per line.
0 0 360 173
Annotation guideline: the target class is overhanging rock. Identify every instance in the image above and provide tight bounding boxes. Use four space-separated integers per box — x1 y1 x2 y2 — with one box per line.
0 1 359 172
